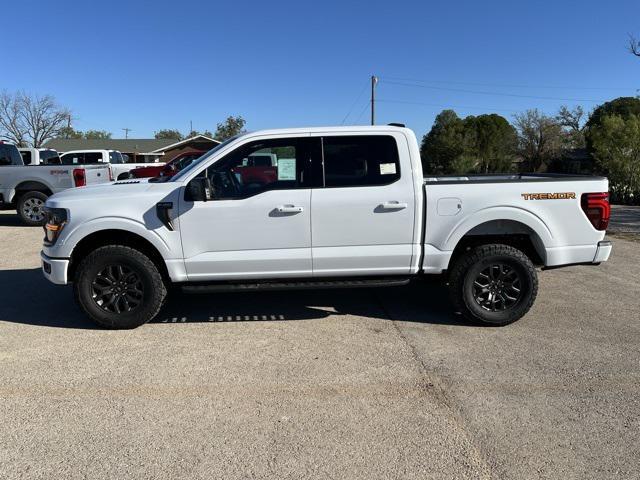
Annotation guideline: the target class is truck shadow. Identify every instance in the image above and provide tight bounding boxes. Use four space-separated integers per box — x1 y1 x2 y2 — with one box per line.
0 212 31 227
0 268 476 329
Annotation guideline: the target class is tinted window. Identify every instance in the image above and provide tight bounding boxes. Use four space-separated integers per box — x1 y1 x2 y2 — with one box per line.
84 152 103 164
322 135 400 187
39 150 61 165
0 144 24 166
109 151 124 164
199 138 316 200
61 153 84 165
20 151 33 165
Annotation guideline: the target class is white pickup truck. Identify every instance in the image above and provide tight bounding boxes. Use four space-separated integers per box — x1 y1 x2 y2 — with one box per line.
0 142 111 225
40 126 612 329
18 148 61 165
60 150 164 181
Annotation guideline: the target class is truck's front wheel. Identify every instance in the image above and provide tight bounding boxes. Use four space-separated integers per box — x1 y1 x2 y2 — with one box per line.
448 244 538 326
73 245 167 329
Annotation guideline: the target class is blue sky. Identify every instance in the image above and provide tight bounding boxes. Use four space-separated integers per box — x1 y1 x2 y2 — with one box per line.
4 0 640 139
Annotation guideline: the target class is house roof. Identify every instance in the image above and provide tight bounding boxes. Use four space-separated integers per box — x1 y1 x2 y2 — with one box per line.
149 135 220 152
43 135 219 153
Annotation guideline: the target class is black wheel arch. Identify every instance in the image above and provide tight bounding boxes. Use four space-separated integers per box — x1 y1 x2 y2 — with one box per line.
448 220 546 270
13 181 53 201
68 229 170 284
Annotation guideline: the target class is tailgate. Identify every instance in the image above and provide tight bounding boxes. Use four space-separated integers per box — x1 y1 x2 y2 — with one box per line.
82 165 111 185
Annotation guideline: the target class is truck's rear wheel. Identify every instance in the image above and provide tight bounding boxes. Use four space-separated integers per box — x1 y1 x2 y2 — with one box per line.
448 244 538 326
73 245 167 329
17 191 48 226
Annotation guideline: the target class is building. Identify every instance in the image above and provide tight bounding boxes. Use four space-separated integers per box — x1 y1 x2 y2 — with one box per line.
43 135 220 163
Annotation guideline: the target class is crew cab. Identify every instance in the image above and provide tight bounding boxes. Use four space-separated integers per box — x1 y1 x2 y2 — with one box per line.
18 148 61 165
40 126 612 329
127 150 205 179
0 141 111 225
60 150 164 181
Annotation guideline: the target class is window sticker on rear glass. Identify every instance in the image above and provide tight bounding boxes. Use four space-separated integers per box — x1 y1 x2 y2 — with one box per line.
380 163 396 175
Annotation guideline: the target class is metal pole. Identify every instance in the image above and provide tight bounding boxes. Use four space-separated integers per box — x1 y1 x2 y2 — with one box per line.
370 75 378 125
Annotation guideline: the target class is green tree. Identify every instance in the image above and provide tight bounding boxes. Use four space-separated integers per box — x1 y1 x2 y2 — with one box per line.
586 97 640 130
214 115 246 141
470 114 517 173
589 114 640 204
513 109 563 172
57 126 83 139
83 130 111 140
185 129 213 138
421 110 475 174
155 129 183 140
421 110 516 174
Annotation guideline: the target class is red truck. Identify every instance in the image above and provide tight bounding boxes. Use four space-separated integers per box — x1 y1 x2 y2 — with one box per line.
128 151 205 179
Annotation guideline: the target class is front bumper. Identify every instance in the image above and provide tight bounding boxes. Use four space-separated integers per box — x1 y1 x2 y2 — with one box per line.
593 240 612 263
41 251 69 285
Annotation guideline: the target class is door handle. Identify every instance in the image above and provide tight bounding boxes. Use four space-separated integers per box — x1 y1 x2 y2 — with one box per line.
380 201 407 210
277 205 304 213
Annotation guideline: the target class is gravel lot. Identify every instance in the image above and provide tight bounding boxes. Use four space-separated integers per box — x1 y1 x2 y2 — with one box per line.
0 210 638 479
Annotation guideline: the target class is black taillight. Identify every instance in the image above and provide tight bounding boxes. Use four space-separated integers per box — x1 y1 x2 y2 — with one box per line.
581 192 610 231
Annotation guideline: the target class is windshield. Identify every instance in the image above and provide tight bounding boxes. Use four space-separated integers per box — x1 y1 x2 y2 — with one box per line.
171 136 240 182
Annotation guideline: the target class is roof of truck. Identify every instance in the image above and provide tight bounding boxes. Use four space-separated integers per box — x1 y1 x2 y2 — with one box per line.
242 125 411 137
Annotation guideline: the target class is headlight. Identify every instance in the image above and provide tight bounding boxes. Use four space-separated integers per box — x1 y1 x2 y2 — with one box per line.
43 207 68 245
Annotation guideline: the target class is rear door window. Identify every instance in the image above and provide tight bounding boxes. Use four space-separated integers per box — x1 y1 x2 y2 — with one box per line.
0 144 24 165
84 152 103 164
20 151 33 165
321 135 400 187
39 150 61 165
109 151 124 164
61 153 84 165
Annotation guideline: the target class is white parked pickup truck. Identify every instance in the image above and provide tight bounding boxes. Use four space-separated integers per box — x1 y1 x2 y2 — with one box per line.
0 142 111 225
60 150 164 181
18 148 61 165
40 126 612 329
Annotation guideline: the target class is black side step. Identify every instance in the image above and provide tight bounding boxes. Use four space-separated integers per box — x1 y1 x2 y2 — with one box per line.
181 277 411 294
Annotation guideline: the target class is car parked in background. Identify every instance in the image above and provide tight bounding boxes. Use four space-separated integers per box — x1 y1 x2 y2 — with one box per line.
0 141 110 225
127 150 205 179
60 150 165 181
18 148 61 165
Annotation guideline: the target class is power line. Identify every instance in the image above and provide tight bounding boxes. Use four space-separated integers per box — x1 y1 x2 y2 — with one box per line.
380 79 610 103
341 80 370 125
354 100 371 124
376 98 520 114
380 75 637 92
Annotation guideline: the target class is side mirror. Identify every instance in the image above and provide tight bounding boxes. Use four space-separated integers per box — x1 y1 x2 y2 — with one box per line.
186 177 213 202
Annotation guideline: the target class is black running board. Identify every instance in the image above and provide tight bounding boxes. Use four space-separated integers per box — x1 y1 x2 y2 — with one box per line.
181 277 411 294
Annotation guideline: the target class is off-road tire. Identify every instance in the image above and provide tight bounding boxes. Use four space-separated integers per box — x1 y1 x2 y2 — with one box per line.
448 243 538 326
17 191 49 226
73 245 167 329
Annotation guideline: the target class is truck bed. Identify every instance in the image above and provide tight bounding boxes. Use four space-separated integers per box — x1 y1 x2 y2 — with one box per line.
424 173 606 184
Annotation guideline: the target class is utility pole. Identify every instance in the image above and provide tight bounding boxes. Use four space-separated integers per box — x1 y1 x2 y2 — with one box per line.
370 75 378 125
190 120 193 137
122 128 131 139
